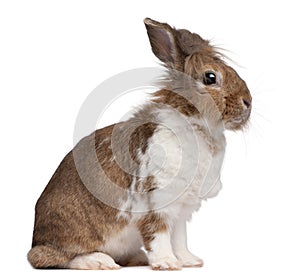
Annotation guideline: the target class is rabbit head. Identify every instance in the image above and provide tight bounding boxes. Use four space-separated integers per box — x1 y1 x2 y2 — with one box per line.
144 18 252 130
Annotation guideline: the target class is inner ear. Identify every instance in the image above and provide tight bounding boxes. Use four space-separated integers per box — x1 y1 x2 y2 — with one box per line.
144 18 183 70
148 27 174 64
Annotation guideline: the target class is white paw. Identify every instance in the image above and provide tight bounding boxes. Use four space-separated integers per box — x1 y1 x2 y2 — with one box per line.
67 252 121 270
175 250 203 267
149 255 182 271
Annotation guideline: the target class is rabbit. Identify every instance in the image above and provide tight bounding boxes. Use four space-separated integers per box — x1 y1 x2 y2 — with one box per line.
27 17 252 271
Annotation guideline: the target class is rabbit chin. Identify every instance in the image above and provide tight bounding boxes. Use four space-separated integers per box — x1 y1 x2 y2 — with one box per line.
224 117 250 131
224 111 251 131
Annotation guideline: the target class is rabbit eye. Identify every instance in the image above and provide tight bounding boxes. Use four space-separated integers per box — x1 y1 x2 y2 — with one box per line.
203 72 217 85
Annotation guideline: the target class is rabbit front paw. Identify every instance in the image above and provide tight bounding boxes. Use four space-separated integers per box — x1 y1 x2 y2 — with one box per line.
149 255 182 271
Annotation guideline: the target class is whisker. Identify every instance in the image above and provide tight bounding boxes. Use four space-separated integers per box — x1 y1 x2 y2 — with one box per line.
251 110 271 124
247 119 266 141
241 130 249 158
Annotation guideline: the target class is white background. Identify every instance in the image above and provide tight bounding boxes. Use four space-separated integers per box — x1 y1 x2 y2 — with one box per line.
1 0 300 276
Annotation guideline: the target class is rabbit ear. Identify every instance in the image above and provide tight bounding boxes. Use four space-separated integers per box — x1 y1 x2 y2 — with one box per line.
175 29 209 56
144 18 184 70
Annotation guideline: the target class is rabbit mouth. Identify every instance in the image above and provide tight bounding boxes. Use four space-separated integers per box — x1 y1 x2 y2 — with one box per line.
224 110 251 130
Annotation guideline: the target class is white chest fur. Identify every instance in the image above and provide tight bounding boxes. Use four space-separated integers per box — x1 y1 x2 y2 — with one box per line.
138 108 226 218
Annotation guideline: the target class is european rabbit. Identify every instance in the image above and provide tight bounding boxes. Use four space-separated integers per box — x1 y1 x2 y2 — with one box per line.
28 18 251 270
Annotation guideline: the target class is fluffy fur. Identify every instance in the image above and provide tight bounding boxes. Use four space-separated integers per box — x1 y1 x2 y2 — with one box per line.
28 18 252 270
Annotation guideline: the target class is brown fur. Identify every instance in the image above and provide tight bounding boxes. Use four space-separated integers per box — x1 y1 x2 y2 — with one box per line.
129 122 158 157
137 213 168 251
28 122 158 268
185 54 251 127
152 89 199 116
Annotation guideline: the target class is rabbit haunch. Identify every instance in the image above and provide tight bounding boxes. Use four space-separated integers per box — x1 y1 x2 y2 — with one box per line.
28 17 251 271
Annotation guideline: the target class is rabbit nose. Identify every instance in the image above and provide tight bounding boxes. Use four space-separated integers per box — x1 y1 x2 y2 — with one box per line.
242 98 251 109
